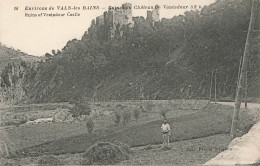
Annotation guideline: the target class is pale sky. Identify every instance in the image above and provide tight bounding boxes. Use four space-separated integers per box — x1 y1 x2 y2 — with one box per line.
0 0 215 56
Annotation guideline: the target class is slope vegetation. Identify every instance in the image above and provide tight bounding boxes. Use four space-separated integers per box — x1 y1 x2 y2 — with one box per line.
0 0 259 103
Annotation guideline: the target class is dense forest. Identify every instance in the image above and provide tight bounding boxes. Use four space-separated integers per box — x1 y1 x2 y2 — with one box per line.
1 0 259 104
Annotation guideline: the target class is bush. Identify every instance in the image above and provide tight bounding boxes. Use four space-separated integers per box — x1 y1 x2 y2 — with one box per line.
70 101 92 118
83 142 129 165
144 144 153 150
29 116 37 121
113 140 131 153
139 105 146 112
17 119 27 126
3 119 28 127
122 109 131 125
38 155 61 165
2 121 17 126
86 117 94 133
160 109 169 119
113 111 121 125
160 146 172 151
133 108 141 122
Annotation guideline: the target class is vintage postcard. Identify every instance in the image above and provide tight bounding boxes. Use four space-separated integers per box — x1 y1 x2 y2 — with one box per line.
0 0 260 165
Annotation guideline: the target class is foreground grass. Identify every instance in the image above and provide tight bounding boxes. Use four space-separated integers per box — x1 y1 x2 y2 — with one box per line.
0 100 200 152
122 134 230 165
3 134 230 165
17 103 256 157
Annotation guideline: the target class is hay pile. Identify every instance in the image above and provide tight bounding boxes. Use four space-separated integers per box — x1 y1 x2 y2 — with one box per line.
113 140 131 153
83 141 130 165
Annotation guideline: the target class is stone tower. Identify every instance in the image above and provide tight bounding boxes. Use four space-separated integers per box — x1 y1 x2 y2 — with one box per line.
152 5 160 22
146 5 160 22
122 3 133 24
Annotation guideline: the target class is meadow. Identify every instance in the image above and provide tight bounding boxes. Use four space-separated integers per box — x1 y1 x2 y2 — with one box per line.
0 100 258 165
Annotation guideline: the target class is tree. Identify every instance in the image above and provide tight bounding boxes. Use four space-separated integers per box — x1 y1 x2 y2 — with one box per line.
231 0 259 139
70 101 92 118
86 117 94 133
209 69 214 103
57 50 61 55
122 109 131 125
51 50 56 56
113 110 121 125
45 53 52 58
133 107 141 122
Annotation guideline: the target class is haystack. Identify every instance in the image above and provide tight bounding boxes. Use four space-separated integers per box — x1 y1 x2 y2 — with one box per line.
113 140 131 153
83 141 130 165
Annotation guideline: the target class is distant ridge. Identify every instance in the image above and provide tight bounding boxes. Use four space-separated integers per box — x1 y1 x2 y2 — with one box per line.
0 43 42 72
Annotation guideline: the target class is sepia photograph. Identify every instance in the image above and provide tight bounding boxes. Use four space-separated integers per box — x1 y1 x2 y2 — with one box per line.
0 0 260 165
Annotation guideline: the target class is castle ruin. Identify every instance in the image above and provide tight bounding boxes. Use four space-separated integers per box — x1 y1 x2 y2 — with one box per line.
95 3 160 40
146 5 160 22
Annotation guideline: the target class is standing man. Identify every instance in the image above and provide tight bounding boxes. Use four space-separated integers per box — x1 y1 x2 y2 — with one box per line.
161 119 171 147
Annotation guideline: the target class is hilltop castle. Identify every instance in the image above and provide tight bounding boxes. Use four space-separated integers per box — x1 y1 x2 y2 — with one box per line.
95 3 160 40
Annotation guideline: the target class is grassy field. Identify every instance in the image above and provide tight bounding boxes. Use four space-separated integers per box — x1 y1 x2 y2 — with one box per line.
17 103 255 157
121 134 230 165
1 100 258 165
2 134 231 165
0 100 205 153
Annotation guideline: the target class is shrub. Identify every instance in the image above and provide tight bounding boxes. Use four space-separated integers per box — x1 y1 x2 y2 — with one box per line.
3 119 28 127
29 116 37 121
113 140 131 153
86 117 94 133
113 111 121 125
144 144 153 150
38 155 61 165
160 109 169 119
160 146 172 151
122 109 131 125
70 101 92 118
133 108 141 122
3 121 17 126
17 119 27 126
83 142 129 165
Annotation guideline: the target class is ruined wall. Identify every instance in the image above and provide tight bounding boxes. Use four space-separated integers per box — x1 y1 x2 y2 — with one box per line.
109 3 133 27
122 3 133 24
96 15 104 27
147 11 152 21
96 15 105 40
146 5 160 22
152 6 160 22
101 3 134 40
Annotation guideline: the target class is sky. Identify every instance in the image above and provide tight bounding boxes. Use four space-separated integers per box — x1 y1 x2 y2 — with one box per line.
0 0 215 56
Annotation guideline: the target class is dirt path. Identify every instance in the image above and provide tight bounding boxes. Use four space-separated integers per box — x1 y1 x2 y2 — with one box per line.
205 102 260 165
217 102 260 110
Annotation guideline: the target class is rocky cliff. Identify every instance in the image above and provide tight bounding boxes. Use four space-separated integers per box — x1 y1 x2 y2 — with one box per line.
0 44 42 105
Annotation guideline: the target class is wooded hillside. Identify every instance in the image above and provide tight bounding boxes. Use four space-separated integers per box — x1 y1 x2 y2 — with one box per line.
1 0 259 103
